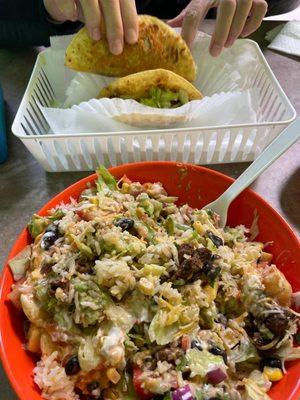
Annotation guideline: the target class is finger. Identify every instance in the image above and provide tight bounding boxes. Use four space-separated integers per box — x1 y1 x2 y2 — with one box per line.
120 0 139 44
225 0 252 47
241 0 267 37
101 0 124 55
75 0 84 22
45 0 78 22
167 9 186 27
210 0 237 57
181 0 211 47
80 0 101 40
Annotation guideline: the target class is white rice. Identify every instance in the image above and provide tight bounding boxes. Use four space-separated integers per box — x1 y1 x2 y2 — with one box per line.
34 351 79 400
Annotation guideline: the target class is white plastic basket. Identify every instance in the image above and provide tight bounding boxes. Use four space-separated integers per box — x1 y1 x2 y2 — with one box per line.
12 39 296 172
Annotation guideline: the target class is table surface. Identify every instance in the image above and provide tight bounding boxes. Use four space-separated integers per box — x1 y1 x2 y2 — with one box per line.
0 20 299 399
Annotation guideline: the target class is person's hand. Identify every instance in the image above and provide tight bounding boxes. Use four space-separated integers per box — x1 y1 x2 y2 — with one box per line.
168 0 268 57
44 0 138 55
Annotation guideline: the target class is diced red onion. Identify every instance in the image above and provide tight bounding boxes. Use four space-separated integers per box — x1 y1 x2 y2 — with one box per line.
206 367 228 384
171 385 194 400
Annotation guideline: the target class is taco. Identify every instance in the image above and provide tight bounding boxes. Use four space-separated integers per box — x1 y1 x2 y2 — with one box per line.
98 69 202 109
65 15 197 81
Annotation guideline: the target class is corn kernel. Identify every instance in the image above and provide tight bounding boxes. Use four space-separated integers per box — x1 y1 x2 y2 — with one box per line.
27 325 41 353
263 367 283 382
203 283 218 303
261 251 273 263
40 332 57 356
121 182 130 193
136 207 145 218
91 197 98 205
31 269 42 280
138 277 155 296
193 221 205 235
106 368 121 384
104 388 119 400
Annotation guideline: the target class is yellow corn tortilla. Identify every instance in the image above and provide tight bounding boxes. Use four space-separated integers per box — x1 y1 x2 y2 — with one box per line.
65 15 197 81
98 69 202 102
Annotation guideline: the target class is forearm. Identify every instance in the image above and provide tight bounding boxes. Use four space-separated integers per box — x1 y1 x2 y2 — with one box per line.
0 0 81 47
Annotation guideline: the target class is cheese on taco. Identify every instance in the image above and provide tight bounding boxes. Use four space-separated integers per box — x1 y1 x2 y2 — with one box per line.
65 15 197 81
98 69 202 109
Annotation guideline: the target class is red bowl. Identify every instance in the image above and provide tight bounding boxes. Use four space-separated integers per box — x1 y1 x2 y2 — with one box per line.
1 162 299 400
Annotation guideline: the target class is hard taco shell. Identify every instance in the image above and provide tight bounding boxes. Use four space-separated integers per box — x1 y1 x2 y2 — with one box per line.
65 15 197 81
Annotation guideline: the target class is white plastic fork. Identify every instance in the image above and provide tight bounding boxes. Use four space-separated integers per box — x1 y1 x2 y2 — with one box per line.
203 118 300 228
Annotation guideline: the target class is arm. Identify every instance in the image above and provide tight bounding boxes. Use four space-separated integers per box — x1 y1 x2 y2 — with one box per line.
0 0 81 47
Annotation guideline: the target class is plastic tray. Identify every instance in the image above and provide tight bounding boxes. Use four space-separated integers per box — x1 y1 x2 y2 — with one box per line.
11 39 296 172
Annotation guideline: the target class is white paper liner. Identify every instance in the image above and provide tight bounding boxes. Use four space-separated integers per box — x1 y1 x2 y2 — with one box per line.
40 89 259 133
41 30 260 130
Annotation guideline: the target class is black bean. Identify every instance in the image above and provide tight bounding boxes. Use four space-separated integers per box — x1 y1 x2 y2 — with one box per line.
264 313 289 337
41 224 60 250
209 346 228 364
45 224 58 234
65 355 81 376
114 218 134 231
260 358 282 370
191 340 203 351
87 381 99 393
206 231 223 248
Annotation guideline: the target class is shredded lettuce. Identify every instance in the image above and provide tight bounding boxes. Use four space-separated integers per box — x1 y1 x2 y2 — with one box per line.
8 245 31 281
164 215 175 235
149 311 180 345
68 234 94 259
53 308 74 330
105 304 135 332
243 377 272 400
186 348 226 378
275 342 300 361
78 335 101 371
124 290 153 323
139 87 189 109
96 165 117 192
231 338 259 364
